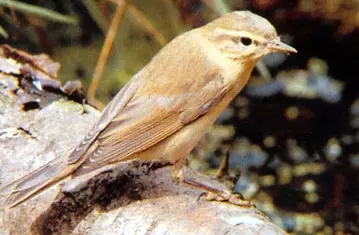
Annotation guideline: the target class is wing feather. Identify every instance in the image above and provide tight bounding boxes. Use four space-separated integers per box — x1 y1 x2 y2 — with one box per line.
66 74 140 164
83 112 182 168
68 74 230 175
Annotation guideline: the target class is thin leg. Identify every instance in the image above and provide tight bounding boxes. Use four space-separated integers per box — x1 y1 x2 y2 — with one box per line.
172 164 253 207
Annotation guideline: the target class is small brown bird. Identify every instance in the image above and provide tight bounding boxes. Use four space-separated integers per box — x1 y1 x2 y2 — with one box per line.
0 11 296 208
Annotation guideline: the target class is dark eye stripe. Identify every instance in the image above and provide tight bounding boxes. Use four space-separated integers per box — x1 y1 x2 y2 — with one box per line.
231 37 240 43
232 37 260 46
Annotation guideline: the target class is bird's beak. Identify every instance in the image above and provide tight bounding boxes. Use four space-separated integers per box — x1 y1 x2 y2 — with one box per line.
268 39 297 54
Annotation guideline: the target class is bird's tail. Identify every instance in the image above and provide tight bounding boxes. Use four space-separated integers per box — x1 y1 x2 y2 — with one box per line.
0 157 72 209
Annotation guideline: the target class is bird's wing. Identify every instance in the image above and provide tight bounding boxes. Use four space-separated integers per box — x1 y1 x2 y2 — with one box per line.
70 77 231 174
66 74 140 165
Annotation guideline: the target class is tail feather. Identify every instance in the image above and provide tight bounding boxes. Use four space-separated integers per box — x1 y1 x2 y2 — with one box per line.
0 157 72 208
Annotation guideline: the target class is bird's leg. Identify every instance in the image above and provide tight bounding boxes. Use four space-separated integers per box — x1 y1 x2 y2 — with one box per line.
171 162 253 207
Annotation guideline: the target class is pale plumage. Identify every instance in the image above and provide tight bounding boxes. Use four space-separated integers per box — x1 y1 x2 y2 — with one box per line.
0 11 296 208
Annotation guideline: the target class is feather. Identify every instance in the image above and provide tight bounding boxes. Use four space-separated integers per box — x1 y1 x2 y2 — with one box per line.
0 27 232 208
0 158 69 208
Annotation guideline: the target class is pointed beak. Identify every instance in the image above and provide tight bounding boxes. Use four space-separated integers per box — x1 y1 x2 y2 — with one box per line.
268 39 297 54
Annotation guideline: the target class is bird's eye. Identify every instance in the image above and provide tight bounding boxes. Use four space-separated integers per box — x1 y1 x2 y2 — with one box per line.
240 37 252 46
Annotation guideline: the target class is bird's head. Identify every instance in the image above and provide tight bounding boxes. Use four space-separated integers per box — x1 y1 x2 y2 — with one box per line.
202 11 297 61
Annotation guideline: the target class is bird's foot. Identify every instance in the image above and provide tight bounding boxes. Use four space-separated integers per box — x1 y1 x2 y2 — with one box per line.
198 191 254 207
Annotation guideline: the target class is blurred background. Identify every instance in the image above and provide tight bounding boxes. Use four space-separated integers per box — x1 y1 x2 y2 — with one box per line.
1 0 359 234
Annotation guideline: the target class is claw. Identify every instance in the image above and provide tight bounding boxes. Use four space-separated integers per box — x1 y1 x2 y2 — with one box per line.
227 194 254 207
198 191 254 207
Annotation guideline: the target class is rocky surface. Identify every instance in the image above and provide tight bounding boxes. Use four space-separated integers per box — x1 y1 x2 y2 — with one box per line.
0 45 286 235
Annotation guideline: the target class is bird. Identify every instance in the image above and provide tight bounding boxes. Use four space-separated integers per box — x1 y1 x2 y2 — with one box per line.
0 11 296 208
